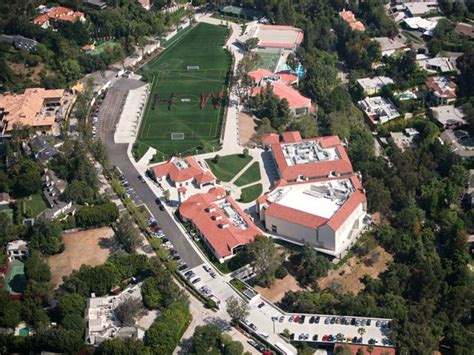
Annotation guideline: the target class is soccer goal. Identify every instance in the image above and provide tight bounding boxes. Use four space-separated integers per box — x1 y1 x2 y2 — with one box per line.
171 132 185 140
187 66 200 70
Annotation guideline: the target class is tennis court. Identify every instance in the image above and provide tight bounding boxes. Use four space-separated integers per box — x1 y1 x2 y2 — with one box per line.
255 49 281 71
136 23 232 159
4 259 26 295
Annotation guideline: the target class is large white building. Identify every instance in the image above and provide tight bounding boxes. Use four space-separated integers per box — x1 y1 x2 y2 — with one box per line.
258 132 367 257
358 96 400 127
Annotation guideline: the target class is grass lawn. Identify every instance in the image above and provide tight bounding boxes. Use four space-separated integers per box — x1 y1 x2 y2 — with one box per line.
90 40 117 55
136 23 231 159
206 154 252 182
132 141 150 161
24 193 47 218
240 183 262 203
234 161 261 187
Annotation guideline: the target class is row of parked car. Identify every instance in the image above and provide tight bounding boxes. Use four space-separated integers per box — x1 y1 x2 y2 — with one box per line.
147 217 188 271
283 314 390 329
119 175 143 205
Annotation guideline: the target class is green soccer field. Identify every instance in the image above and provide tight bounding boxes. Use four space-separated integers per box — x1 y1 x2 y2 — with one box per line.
136 23 231 159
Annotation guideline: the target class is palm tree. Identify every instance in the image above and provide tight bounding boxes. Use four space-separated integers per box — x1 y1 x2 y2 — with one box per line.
358 327 366 338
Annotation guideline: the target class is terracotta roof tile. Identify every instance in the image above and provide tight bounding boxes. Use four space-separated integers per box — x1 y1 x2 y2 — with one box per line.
150 156 215 184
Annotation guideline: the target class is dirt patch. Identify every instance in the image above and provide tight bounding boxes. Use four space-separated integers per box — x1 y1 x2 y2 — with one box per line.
255 274 306 303
7 62 46 83
48 227 118 287
317 246 392 294
239 112 257 147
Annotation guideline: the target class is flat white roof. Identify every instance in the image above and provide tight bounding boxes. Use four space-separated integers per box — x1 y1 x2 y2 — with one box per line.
268 179 355 219
357 76 394 91
282 141 340 167
6 240 28 251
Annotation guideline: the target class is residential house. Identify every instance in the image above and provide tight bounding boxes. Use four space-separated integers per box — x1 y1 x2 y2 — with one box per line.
426 76 457 105
6 240 28 261
85 284 144 345
0 35 38 52
40 169 75 220
84 0 107 10
179 187 261 263
431 105 466 128
416 55 455 73
389 128 419 151
0 192 10 206
356 76 394 96
339 9 365 31
0 88 67 136
32 6 86 29
454 22 474 39
29 135 59 163
358 96 400 126
402 17 437 35
374 36 408 57
137 0 153 10
404 1 439 17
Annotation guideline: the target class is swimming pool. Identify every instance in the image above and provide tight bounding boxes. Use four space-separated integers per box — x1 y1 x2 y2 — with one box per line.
282 63 305 78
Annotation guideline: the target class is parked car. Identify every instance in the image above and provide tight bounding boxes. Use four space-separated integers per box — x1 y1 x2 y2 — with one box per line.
324 317 330 324
249 323 257 331
209 271 216 278
330 317 336 324
138 175 145 182
257 302 265 308
178 264 188 271
289 315 295 322
309 316 315 324
299 315 305 324
322 335 328 341
312 334 318 341
315 316 320 324
203 265 212 272
279 315 284 323
258 332 268 339
191 277 201 284
294 315 301 323
376 320 381 327
184 271 195 279
366 319 371 326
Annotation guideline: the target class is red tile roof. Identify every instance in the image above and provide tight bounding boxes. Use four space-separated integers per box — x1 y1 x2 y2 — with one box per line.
261 133 280 145
251 82 311 109
260 175 366 231
179 188 261 259
248 69 274 83
265 133 353 181
339 9 366 31
32 6 84 26
275 71 298 85
425 76 457 99
150 156 216 184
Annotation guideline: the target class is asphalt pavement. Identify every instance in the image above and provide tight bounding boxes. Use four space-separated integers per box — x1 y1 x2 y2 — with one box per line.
100 81 203 268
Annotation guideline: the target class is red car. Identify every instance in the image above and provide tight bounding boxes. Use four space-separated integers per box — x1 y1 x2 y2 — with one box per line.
322 335 328 342
294 315 301 323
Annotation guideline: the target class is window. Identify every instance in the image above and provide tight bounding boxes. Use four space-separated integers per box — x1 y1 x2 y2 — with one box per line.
271 225 277 233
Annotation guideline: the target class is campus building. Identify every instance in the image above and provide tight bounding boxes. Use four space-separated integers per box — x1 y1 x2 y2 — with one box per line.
0 88 67 136
250 81 314 116
261 132 354 182
33 6 85 29
257 175 367 257
179 187 261 263
257 132 367 257
358 96 400 126
150 156 216 189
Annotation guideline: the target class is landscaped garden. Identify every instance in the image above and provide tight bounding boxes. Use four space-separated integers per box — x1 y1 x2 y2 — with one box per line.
239 183 263 203
205 153 252 182
234 161 261 186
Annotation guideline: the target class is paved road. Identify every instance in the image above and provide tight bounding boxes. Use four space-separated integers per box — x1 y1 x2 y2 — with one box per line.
99 82 204 269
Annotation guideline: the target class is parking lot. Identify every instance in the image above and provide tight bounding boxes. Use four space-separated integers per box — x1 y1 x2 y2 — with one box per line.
181 264 236 306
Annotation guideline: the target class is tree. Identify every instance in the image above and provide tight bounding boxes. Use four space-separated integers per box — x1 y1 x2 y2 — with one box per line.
60 313 85 337
247 236 281 286
244 37 259 52
0 289 21 328
25 251 51 282
75 202 119 228
226 296 249 326
97 338 151 355
30 219 64 255
163 189 170 203
58 293 86 318
11 159 42 197
115 297 143 326
115 214 142 253
294 246 331 286
288 115 319 138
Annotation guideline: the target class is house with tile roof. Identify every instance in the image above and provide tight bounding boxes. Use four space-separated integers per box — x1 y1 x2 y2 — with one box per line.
179 187 261 262
261 132 353 182
149 156 216 189
32 6 85 29
0 88 66 136
425 76 457 105
339 9 365 32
